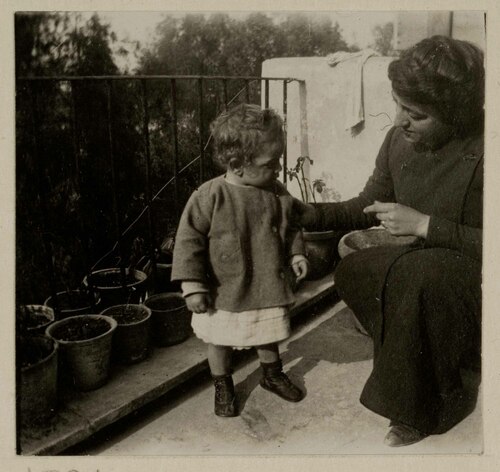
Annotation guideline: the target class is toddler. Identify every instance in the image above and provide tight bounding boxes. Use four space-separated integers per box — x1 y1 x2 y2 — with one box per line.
171 103 308 417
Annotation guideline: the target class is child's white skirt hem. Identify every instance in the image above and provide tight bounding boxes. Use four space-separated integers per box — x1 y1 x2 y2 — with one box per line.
191 306 290 348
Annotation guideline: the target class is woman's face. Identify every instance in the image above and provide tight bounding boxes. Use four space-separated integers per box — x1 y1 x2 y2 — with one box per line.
392 91 454 149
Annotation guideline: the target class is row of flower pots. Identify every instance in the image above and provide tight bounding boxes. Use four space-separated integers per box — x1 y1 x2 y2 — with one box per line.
17 285 191 428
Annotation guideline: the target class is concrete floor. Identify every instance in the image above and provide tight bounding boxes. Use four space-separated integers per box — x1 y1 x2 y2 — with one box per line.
79 301 482 456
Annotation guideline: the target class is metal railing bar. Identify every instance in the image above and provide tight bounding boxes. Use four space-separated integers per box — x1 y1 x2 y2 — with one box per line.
245 79 250 103
105 80 127 288
141 79 158 289
69 81 97 311
198 77 204 184
170 78 180 222
223 79 228 110
18 75 304 82
28 82 60 316
282 80 288 186
265 79 270 108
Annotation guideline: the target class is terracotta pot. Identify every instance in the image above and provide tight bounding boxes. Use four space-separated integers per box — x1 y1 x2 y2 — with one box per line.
83 268 148 309
144 293 192 347
18 335 58 426
303 230 344 280
46 314 117 391
100 304 152 364
44 289 100 319
141 255 180 294
21 305 55 335
337 228 418 259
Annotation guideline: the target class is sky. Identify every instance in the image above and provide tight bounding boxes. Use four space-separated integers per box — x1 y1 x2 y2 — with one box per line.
91 10 396 71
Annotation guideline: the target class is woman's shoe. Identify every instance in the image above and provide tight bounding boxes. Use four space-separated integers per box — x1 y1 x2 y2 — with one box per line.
212 373 238 417
260 360 304 402
384 422 428 447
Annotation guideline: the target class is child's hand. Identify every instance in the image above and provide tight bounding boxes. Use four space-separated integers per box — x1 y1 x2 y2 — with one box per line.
185 293 212 313
291 258 309 282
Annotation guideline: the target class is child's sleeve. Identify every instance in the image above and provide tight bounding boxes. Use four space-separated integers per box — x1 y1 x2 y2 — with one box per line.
171 186 213 284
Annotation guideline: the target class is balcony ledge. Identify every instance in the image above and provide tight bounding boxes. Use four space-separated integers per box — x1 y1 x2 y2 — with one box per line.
20 273 336 456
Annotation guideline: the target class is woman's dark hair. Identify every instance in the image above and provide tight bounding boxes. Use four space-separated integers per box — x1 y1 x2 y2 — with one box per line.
210 103 284 168
388 35 484 136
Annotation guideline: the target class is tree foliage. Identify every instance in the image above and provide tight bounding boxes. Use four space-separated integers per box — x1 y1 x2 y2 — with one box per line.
371 22 396 56
16 11 354 304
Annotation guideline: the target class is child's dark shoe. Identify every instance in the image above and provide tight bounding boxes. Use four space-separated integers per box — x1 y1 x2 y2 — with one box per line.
212 373 238 417
260 360 304 402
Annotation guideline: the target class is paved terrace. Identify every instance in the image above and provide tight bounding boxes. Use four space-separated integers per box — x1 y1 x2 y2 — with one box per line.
20 275 337 455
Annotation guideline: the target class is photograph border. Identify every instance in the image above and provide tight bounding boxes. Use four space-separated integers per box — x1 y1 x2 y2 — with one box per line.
2 0 500 471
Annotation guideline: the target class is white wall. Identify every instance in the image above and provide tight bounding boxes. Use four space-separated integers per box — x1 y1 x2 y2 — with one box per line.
262 56 395 201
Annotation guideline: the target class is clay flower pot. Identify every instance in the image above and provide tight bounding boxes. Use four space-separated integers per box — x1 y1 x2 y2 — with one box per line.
17 334 58 426
46 314 117 391
44 289 100 319
20 304 55 336
144 293 192 347
337 227 418 259
100 304 152 364
303 230 344 280
83 268 148 309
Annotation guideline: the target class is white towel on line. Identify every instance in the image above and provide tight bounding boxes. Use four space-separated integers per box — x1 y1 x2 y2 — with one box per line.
326 49 379 131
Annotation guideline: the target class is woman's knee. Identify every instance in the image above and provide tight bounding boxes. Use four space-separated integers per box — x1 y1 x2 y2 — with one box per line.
334 252 366 297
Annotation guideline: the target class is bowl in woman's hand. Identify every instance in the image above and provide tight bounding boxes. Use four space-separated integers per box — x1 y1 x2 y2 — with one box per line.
337 227 419 259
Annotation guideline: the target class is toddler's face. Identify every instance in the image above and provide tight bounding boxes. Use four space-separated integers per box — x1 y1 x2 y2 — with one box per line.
240 141 283 188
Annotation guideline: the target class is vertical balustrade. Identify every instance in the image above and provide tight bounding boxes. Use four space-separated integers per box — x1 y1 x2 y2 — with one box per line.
282 80 288 186
265 79 270 108
170 79 180 221
69 81 97 311
105 80 127 290
223 79 228 110
141 79 158 290
29 82 60 316
198 78 204 184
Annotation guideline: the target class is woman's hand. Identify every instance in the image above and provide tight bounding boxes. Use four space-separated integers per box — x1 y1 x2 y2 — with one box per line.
185 293 212 313
363 201 430 238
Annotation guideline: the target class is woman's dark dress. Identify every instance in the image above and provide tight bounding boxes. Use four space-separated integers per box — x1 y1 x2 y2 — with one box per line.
314 126 483 434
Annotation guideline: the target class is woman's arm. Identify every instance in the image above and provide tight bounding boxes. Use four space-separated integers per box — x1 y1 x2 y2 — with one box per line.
298 128 398 231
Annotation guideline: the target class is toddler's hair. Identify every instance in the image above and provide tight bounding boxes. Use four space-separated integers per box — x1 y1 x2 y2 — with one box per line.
210 103 284 168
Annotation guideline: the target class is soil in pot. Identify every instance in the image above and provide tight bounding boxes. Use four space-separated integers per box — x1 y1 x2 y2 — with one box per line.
100 304 152 364
18 305 55 335
84 268 148 309
50 317 111 341
44 289 100 318
144 293 192 347
46 315 117 391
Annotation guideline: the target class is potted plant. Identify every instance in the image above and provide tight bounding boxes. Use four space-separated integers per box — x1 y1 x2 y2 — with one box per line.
16 307 58 426
19 304 55 335
46 314 117 391
100 304 152 364
44 287 100 319
287 156 345 280
143 293 192 347
83 268 148 310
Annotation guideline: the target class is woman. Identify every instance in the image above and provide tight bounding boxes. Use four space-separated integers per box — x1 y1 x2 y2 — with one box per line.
298 35 484 447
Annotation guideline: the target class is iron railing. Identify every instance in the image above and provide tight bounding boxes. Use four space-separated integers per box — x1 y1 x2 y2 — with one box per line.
16 74 304 315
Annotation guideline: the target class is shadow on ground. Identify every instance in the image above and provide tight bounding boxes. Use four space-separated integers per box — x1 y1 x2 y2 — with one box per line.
235 306 374 412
